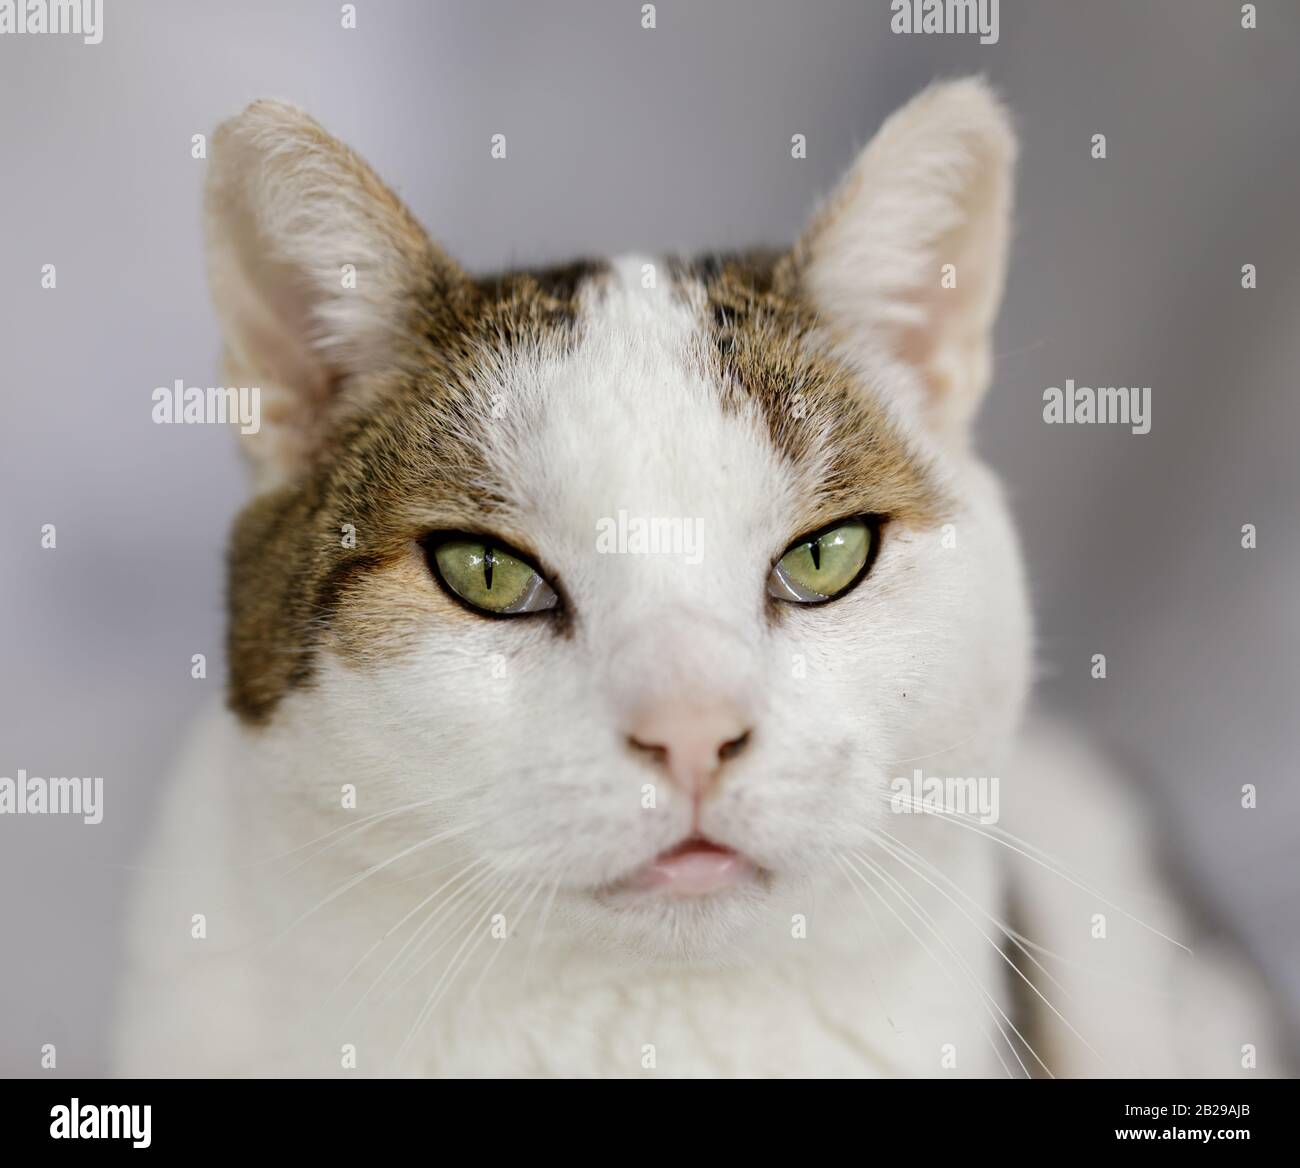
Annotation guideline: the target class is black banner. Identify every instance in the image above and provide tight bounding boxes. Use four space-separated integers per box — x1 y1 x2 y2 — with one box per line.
1 1077 1292 1154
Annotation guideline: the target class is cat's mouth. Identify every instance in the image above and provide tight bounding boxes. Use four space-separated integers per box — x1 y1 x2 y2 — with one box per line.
606 836 760 898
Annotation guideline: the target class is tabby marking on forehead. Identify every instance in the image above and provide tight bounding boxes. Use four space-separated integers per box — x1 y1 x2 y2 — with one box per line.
227 251 948 726
669 250 948 534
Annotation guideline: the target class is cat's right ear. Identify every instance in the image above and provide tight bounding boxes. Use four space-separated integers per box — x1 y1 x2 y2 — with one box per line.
205 100 470 488
787 77 1017 444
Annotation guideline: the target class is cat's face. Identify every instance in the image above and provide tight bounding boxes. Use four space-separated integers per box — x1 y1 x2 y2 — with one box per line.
210 79 1030 959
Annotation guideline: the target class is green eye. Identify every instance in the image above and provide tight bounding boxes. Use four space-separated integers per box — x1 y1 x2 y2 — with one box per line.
429 538 558 615
767 518 874 604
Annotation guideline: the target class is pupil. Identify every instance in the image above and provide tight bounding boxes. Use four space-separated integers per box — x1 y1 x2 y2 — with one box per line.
483 546 495 591
810 539 821 571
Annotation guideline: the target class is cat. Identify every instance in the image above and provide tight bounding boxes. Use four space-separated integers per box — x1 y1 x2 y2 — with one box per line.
113 78 1285 1078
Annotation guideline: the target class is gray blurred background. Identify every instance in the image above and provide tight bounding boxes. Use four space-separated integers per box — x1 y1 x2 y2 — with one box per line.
1 1 1297 1075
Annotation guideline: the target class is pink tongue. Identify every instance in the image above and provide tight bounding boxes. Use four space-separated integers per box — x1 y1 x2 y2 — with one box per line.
635 842 752 896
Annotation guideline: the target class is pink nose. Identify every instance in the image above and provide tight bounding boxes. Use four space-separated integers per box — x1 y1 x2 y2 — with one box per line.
627 702 752 798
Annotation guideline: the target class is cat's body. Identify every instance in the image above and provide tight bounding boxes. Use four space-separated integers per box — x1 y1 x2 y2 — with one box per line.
115 693 1274 1078
116 690 1003 1078
113 81 1284 1077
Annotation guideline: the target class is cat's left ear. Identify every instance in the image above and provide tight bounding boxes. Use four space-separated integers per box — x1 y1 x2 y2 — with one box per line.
204 99 472 489
789 77 1016 439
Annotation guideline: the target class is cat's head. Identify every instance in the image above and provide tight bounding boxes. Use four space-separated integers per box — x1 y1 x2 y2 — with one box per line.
208 78 1030 959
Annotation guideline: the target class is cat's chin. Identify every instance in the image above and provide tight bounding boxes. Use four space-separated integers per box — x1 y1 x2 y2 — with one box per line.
564 841 776 962
575 882 775 964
